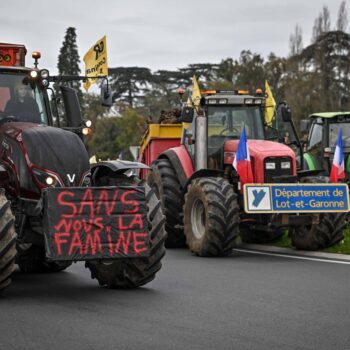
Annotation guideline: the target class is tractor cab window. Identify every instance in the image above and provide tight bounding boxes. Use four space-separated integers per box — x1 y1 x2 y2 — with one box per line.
329 122 350 149
308 123 323 156
0 73 48 125
207 105 264 157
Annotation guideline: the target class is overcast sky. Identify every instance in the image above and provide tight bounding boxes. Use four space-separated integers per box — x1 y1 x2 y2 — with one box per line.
1 0 346 74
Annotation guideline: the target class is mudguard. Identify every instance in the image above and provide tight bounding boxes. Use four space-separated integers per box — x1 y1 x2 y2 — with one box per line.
159 146 194 188
91 160 150 183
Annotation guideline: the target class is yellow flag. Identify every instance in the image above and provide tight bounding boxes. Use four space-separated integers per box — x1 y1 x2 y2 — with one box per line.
265 80 276 126
83 36 108 91
191 75 201 108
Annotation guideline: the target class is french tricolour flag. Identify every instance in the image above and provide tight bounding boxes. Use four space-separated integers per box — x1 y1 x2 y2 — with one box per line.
233 126 254 185
329 128 345 183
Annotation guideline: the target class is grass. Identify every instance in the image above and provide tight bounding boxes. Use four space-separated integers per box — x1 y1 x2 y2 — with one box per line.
272 228 350 255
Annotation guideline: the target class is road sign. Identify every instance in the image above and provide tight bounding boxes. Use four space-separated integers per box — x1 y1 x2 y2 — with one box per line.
243 183 349 213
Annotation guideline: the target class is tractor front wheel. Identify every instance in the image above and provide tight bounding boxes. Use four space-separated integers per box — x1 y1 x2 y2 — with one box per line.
0 191 16 292
183 177 239 257
86 174 166 288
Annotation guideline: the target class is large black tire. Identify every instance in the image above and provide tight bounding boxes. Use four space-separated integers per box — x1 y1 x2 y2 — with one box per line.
16 244 71 273
183 177 240 257
86 174 166 288
290 176 347 250
147 159 186 248
0 191 16 292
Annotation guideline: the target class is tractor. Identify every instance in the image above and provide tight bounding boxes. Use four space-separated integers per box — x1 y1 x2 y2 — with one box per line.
139 89 348 256
300 111 350 241
0 43 166 293
301 112 350 176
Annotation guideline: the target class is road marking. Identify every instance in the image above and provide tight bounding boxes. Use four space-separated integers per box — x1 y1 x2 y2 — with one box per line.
233 248 350 265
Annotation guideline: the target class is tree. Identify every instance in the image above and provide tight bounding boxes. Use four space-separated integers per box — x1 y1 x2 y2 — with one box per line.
232 50 265 90
86 108 146 160
289 24 303 56
141 69 191 119
312 6 331 42
108 67 153 108
264 53 286 103
115 109 146 159
283 31 350 127
57 27 81 92
336 1 348 32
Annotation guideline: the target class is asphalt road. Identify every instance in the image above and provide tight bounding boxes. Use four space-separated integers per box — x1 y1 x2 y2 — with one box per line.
1 249 350 350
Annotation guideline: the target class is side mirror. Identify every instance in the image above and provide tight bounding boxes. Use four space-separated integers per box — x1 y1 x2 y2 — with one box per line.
101 84 113 107
280 104 292 122
300 119 310 134
60 86 82 127
180 106 194 123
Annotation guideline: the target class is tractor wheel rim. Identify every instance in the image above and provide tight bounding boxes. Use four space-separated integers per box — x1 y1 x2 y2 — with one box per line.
191 198 206 240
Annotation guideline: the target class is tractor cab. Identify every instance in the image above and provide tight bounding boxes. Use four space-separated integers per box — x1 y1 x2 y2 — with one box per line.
182 90 266 169
0 67 51 125
0 43 51 125
181 90 295 181
303 112 350 178
0 42 94 132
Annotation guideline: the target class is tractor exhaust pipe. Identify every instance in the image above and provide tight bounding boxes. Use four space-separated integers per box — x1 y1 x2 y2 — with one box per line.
195 112 207 170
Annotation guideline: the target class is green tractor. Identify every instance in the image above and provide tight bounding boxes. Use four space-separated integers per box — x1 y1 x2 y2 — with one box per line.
301 112 350 245
301 112 350 176
264 107 348 250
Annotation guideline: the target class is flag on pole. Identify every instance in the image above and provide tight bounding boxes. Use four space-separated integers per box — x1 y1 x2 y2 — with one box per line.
329 128 345 183
264 80 276 126
191 75 201 108
83 36 108 91
183 75 201 129
233 126 254 185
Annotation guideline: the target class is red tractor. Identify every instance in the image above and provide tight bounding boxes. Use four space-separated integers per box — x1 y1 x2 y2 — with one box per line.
0 43 166 293
139 90 348 256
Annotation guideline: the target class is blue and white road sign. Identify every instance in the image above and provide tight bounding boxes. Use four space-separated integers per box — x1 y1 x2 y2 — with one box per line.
243 183 349 213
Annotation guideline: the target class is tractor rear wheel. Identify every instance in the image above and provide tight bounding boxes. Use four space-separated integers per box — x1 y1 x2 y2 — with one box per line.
290 176 347 250
147 159 186 248
183 177 240 257
86 174 166 288
291 213 346 250
0 191 16 292
16 244 71 273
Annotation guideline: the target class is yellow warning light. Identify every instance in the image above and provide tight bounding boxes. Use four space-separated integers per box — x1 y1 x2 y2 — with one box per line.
238 90 249 95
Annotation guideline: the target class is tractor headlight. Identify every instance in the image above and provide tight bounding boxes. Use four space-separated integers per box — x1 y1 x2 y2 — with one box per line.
30 70 38 79
265 162 276 170
41 79 49 87
85 120 92 128
245 98 254 104
40 69 49 79
281 161 291 169
82 127 92 136
32 168 63 187
45 176 54 185
80 172 91 187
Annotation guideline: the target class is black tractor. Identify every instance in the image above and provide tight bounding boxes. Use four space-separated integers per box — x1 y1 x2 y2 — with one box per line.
0 43 166 292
